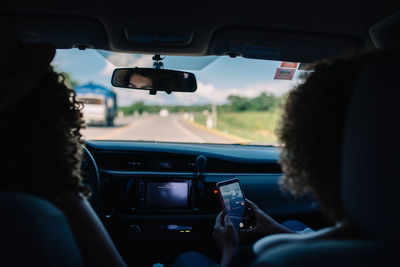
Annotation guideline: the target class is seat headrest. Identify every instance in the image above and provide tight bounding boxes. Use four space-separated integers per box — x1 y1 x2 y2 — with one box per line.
0 192 84 266
341 50 400 241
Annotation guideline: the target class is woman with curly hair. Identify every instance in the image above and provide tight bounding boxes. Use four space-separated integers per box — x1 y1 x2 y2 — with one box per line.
0 28 127 267
277 50 384 223
175 49 386 267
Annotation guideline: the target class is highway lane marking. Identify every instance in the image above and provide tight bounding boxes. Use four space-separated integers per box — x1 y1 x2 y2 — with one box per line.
173 116 206 143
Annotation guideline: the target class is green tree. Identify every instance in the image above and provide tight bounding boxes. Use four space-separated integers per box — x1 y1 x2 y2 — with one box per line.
227 95 251 111
227 92 282 112
249 92 280 111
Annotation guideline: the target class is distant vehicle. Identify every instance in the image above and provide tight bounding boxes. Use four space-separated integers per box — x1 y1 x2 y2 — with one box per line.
75 83 117 126
159 108 169 117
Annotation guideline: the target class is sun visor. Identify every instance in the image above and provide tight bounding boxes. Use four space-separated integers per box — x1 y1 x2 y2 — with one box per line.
210 27 362 63
5 16 107 50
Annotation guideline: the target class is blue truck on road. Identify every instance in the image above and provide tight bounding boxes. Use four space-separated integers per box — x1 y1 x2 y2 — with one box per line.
75 83 117 126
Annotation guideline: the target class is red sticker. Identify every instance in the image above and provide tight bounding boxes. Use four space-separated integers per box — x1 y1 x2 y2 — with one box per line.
280 62 299 68
274 68 296 80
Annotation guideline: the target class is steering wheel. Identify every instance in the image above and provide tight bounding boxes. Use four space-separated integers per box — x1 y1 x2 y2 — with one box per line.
81 145 101 212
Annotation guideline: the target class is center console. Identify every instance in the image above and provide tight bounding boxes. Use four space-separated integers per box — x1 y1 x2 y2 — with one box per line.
102 170 222 207
100 173 220 246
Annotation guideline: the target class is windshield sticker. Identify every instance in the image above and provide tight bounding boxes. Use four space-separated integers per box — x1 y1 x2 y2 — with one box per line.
274 68 296 80
280 62 299 68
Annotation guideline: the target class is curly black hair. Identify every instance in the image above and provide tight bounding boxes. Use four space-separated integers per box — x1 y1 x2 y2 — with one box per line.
277 49 382 222
0 66 90 202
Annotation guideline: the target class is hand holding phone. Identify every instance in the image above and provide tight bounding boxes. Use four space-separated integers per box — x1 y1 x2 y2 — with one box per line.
216 178 250 232
239 199 294 244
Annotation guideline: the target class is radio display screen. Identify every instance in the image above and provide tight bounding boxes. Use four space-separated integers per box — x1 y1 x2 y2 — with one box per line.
146 181 189 208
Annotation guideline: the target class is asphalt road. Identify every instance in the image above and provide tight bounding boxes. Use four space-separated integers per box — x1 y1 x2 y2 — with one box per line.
81 114 234 143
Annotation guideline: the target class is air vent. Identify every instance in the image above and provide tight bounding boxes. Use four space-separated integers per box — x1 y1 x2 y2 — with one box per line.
93 151 281 174
94 152 198 172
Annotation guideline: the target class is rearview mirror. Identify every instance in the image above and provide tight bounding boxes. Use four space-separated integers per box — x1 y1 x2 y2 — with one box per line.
111 68 197 95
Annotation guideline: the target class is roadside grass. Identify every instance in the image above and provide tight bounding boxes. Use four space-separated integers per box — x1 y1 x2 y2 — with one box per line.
194 114 207 125
194 111 281 144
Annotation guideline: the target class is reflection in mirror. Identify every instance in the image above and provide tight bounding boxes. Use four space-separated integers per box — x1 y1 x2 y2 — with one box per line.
128 71 153 89
112 68 197 95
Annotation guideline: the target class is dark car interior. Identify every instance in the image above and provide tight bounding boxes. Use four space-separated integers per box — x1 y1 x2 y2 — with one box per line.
1 1 399 266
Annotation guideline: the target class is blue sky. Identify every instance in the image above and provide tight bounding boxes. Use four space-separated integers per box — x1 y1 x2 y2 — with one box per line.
52 49 301 106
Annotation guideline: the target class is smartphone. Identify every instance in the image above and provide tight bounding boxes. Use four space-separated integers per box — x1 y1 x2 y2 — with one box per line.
216 178 247 231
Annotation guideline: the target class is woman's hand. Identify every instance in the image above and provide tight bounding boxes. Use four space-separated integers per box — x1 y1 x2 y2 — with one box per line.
213 212 239 267
239 199 294 245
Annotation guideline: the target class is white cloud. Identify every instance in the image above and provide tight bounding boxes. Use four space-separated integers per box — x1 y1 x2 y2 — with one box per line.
172 82 226 105
227 80 299 98
115 88 163 106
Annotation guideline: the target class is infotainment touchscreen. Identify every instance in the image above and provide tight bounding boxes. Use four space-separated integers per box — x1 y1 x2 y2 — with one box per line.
146 181 189 208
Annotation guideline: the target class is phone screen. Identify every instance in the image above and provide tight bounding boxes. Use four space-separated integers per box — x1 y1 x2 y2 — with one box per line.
218 180 246 231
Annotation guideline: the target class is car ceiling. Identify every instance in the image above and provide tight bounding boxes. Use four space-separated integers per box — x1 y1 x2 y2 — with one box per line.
1 0 398 62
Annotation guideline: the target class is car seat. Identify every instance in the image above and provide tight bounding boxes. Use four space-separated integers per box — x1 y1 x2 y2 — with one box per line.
250 49 398 267
0 192 84 266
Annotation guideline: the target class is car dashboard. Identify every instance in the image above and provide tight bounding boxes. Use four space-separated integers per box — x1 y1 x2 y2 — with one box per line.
83 140 326 265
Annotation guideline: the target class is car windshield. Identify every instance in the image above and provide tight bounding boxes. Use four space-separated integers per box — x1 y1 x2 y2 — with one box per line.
52 49 310 145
